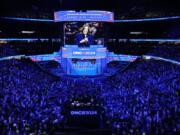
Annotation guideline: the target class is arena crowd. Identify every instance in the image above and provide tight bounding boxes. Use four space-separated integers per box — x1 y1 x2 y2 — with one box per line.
0 51 179 134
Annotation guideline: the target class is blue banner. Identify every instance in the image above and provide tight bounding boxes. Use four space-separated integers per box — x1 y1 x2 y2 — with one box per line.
54 10 114 22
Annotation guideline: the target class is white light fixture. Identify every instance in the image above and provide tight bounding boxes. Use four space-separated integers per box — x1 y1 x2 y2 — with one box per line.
21 31 35 34
130 32 143 35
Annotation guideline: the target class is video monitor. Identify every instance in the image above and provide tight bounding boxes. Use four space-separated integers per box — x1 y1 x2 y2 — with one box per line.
64 22 105 45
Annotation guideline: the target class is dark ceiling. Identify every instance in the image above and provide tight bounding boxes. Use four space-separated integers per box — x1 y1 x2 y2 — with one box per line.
0 0 179 18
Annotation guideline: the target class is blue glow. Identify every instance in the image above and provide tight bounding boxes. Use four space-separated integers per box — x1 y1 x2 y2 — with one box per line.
1 17 54 22
61 45 107 76
62 45 106 59
0 38 49 41
114 16 180 22
119 39 180 42
1 38 180 42
54 10 114 22
143 55 180 65
1 16 180 23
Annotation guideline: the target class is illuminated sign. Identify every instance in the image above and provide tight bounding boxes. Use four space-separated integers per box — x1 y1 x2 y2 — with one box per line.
54 10 114 22
72 51 96 56
62 45 107 59
70 110 98 115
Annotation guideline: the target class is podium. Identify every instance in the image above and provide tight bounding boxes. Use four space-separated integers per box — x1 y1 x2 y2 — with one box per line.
61 45 107 76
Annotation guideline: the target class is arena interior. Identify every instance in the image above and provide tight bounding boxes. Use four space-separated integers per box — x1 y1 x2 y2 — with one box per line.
0 0 180 135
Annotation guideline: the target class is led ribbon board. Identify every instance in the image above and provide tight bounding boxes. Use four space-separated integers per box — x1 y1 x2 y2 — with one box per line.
62 45 107 59
54 10 114 22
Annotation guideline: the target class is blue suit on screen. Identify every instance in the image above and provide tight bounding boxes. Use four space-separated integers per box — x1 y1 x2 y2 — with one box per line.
75 33 94 45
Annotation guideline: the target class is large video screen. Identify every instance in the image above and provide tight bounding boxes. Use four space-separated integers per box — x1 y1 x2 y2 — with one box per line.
64 22 105 45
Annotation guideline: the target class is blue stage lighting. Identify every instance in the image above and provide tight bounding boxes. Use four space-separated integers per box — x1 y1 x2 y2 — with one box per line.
1 17 54 22
114 16 180 22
